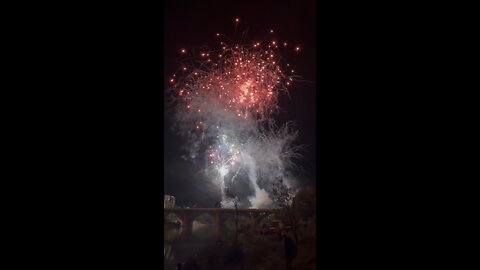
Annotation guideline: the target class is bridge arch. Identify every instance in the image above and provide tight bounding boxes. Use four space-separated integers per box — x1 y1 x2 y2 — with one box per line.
164 212 182 224
191 212 214 224
256 212 278 228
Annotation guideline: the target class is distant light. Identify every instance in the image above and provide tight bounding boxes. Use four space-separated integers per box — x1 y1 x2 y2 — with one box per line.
235 18 239 23
181 48 186 54
295 46 301 51
270 29 274 33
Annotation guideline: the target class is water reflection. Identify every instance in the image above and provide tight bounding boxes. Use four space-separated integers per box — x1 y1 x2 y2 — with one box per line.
164 221 216 269
164 241 174 261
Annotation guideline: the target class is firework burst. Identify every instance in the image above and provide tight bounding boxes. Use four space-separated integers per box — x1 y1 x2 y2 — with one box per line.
167 19 304 208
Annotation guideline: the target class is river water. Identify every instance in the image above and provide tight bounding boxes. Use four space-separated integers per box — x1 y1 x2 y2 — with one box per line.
164 221 219 269
164 215 279 269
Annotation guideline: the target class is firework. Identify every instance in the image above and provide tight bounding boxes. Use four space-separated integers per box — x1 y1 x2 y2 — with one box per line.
167 19 303 208
170 41 297 122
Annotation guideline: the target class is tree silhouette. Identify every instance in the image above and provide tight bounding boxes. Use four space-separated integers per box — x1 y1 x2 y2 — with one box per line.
271 177 298 242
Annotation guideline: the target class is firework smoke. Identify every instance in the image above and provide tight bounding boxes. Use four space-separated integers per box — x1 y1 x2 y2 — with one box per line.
167 24 303 208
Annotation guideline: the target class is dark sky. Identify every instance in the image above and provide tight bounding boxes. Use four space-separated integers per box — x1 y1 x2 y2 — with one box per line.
164 0 316 207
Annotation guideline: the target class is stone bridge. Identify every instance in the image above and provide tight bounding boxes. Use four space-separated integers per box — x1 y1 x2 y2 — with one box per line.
164 208 280 238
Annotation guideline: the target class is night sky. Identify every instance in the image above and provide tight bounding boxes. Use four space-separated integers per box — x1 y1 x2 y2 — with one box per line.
164 0 316 207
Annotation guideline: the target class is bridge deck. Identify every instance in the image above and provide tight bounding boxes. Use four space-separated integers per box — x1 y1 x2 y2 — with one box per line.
164 208 280 212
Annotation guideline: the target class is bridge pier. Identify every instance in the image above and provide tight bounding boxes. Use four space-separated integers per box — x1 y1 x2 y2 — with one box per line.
180 212 192 238
213 212 222 240
249 213 256 232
